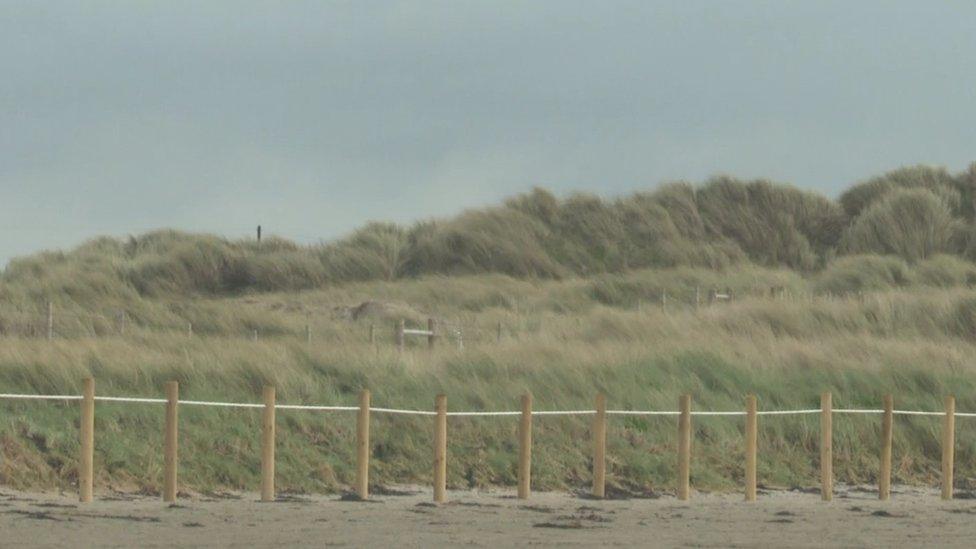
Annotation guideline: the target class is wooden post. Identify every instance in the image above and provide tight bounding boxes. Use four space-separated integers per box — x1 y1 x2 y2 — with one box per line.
942 395 955 501
879 394 893 501
433 394 447 503
677 394 692 501
47 302 54 341
518 393 532 499
745 394 758 502
79 377 95 502
496 321 502 343
427 318 436 349
261 386 276 502
592 393 607 499
163 381 179 502
356 389 371 500
395 320 405 352
820 392 832 501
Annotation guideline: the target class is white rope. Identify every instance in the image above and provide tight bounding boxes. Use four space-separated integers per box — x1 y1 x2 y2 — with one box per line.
96 396 167 404
757 409 821 415
179 400 264 409
0 393 972 418
834 409 883 414
0 393 81 401
607 410 677 416
370 407 436 416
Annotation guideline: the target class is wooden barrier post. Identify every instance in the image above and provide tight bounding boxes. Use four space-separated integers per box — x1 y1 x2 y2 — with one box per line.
820 392 832 501
261 386 276 502
518 393 532 499
677 394 692 501
433 394 447 503
163 381 179 502
942 395 955 501
427 318 436 349
745 394 758 502
395 320 405 352
356 389 371 500
879 394 893 501
592 393 607 499
79 377 95 502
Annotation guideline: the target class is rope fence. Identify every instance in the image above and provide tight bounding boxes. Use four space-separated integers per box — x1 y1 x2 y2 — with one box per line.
0 385 969 505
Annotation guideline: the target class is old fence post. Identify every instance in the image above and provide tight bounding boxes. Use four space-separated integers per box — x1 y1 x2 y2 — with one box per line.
879 394 893 501
943 395 955 500
357 389 371 500
518 393 532 499
261 386 276 502
678 394 692 501
745 394 757 502
434 394 448 503
164 381 179 502
821 392 833 501
592 393 607 499
79 377 95 502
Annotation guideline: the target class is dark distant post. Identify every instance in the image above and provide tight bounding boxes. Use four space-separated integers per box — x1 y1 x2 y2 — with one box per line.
257 225 262 242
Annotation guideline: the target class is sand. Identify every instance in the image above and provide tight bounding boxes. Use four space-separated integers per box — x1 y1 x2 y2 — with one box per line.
1 485 974 547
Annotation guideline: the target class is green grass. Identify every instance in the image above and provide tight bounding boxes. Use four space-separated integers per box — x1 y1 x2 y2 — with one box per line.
2 273 976 496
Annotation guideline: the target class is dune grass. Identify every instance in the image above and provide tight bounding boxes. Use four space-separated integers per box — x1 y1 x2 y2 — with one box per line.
2 273 976 496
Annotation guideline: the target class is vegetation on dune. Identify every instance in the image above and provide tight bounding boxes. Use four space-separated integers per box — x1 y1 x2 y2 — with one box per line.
5 162 976 496
2 284 976 495
4 163 976 307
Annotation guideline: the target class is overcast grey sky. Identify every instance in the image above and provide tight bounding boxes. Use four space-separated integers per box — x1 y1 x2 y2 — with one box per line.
2 1 975 265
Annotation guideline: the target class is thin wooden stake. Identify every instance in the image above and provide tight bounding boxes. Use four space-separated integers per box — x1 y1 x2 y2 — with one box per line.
745 394 758 502
942 395 955 501
821 392 832 501
357 389 371 500
879 394 893 501
433 394 447 503
163 381 179 502
261 386 276 502
592 393 607 498
677 394 692 501
395 320 405 352
518 393 532 499
79 378 95 502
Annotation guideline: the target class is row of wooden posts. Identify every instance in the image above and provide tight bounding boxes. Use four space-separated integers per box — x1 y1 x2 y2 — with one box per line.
71 380 958 503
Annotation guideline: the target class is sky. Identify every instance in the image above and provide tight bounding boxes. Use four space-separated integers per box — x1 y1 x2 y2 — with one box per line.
2 1 975 265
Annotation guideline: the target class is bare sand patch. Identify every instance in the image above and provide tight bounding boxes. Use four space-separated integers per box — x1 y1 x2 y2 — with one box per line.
0 485 973 547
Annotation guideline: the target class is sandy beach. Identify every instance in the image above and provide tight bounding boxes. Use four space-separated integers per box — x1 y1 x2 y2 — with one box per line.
1 485 974 547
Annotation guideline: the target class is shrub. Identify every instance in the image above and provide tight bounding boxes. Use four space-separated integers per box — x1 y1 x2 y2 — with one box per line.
840 188 958 262
814 255 913 294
